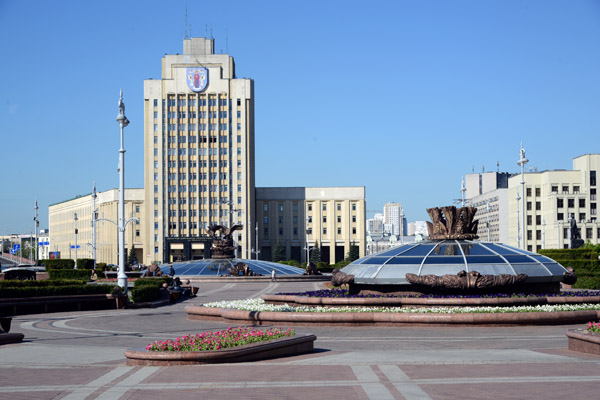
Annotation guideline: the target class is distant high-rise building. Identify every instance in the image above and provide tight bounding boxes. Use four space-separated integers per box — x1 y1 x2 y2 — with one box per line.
143 37 255 264
383 202 404 236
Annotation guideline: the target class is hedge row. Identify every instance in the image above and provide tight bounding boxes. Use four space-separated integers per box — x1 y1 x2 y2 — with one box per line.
0 284 113 299
39 259 95 269
131 285 162 303
0 279 87 288
539 249 599 260
48 269 93 280
134 277 172 288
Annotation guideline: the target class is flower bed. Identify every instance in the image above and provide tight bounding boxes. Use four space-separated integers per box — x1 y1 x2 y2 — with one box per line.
146 327 294 351
264 289 600 308
204 299 600 314
124 327 315 365
567 321 600 355
186 299 600 327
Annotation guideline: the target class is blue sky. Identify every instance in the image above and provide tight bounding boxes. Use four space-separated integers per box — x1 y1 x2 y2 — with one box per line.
1 0 599 234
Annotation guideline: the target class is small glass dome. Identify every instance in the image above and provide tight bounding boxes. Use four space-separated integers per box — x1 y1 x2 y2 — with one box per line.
341 240 568 285
159 259 305 276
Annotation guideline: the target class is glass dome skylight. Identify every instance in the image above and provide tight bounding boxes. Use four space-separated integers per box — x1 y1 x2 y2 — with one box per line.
341 240 568 285
159 259 305 277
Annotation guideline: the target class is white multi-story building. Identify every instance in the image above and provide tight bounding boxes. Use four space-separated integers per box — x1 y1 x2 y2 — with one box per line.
508 153 600 251
464 172 513 243
383 202 405 236
143 37 255 264
255 187 366 264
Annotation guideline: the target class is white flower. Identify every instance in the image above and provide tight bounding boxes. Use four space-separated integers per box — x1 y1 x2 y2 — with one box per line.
202 299 600 314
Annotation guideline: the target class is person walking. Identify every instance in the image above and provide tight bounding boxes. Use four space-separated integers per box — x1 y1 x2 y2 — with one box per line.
271 269 276 282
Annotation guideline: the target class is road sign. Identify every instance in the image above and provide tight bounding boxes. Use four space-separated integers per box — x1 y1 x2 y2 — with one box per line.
70 245 80 249
39 241 50 246
12 244 20 251
10 249 15 255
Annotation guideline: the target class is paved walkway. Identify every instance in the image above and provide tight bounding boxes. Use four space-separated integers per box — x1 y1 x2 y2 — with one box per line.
1 281 599 399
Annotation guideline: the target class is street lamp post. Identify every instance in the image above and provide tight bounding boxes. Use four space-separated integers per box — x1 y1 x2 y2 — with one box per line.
34 198 39 266
486 200 491 242
116 90 130 293
542 218 546 249
516 191 521 248
517 143 528 249
567 213 573 249
74 212 78 269
91 183 98 271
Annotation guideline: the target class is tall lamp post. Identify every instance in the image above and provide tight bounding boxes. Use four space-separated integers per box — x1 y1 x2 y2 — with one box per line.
74 212 78 269
516 191 521 248
517 143 528 249
399 209 405 244
91 183 98 271
541 218 546 250
116 90 130 293
33 198 39 266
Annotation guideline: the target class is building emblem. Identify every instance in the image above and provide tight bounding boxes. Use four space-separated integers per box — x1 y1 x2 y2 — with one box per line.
186 67 208 92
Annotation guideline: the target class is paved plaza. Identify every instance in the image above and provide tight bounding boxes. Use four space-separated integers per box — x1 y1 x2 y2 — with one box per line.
1 280 599 399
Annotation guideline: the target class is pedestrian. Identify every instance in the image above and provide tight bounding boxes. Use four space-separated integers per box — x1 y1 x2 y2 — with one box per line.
169 265 175 277
271 269 276 282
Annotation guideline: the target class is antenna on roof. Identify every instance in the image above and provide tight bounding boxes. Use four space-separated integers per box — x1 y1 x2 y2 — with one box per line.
185 6 188 39
497 161 500 172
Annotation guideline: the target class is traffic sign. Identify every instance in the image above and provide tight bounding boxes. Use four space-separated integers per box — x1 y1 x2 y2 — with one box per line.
10 249 15 255
70 245 80 249
40 241 50 246
12 244 20 251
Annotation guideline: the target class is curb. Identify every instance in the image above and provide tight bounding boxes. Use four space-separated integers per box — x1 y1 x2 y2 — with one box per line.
0 333 24 345
186 305 600 326
124 333 316 365
566 330 600 355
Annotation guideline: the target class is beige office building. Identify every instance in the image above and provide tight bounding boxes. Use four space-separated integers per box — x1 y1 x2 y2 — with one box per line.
508 154 600 251
48 189 145 264
256 187 366 264
143 37 255 264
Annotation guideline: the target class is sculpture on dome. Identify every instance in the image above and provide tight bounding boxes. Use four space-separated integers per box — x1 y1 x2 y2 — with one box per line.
208 224 243 259
426 206 479 240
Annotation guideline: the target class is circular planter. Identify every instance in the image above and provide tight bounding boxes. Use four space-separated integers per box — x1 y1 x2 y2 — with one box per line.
124 333 316 366
566 330 600 355
262 293 600 308
186 305 600 327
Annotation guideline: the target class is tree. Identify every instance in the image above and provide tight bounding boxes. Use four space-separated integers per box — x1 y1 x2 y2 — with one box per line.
273 240 286 263
346 244 360 262
310 241 321 264
126 247 137 269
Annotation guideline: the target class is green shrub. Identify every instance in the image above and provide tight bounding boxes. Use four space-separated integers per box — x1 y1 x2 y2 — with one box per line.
0 279 87 288
48 269 93 280
0 285 113 298
40 259 75 269
131 285 162 303
96 263 107 271
75 259 95 269
572 276 600 290
134 277 172 288
539 249 598 261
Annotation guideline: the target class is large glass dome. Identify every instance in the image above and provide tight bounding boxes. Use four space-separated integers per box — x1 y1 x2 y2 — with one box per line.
159 259 305 277
341 240 568 285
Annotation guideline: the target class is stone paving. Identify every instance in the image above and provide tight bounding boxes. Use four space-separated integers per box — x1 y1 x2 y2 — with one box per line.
1 281 599 399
